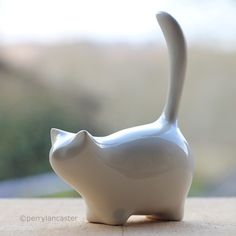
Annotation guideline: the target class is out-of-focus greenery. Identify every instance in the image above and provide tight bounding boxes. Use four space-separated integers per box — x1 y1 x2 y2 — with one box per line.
0 104 79 180
0 56 101 180
40 190 80 198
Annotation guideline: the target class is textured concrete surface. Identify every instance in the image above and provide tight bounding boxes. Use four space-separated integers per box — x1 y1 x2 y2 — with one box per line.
0 198 235 235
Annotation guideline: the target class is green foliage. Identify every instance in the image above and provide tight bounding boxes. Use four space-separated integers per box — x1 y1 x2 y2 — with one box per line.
40 190 80 198
0 101 81 180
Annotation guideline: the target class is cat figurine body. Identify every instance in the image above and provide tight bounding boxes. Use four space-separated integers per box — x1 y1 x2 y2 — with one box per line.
49 11 194 225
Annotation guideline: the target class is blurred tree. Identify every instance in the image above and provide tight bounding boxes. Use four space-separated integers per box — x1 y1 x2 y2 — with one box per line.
0 59 102 180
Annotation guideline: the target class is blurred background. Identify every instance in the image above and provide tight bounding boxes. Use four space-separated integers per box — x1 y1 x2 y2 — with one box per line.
0 0 236 197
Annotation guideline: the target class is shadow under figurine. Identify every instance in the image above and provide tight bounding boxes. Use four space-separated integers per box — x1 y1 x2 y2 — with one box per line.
49 11 194 226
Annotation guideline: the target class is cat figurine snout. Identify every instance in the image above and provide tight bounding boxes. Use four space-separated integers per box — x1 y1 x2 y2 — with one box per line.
49 11 194 225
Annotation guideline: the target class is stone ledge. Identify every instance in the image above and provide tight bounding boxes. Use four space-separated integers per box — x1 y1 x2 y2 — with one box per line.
0 198 235 235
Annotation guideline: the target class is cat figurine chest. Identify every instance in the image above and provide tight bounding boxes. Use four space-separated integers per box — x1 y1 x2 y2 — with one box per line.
49 11 194 226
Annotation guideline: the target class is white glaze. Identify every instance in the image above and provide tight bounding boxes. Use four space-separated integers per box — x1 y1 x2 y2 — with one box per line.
49 11 194 225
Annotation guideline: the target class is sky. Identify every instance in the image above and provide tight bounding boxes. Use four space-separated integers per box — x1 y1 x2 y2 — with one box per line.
0 0 236 49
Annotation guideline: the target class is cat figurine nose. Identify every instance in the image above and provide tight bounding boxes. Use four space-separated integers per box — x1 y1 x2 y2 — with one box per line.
49 11 194 226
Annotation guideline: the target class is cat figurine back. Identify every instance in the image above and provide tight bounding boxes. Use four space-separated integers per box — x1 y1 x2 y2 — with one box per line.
49 11 194 226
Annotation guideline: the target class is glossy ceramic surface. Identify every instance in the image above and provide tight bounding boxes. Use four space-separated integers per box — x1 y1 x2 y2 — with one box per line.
49 11 194 225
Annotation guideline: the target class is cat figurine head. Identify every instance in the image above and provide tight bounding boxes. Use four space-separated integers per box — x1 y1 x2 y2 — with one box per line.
50 129 97 187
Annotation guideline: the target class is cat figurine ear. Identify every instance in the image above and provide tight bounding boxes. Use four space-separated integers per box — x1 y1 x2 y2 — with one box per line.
50 128 70 145
70 130 96 149
49 11 194 226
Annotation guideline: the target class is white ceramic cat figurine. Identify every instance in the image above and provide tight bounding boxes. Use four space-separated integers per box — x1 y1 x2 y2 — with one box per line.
49 11 194 226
